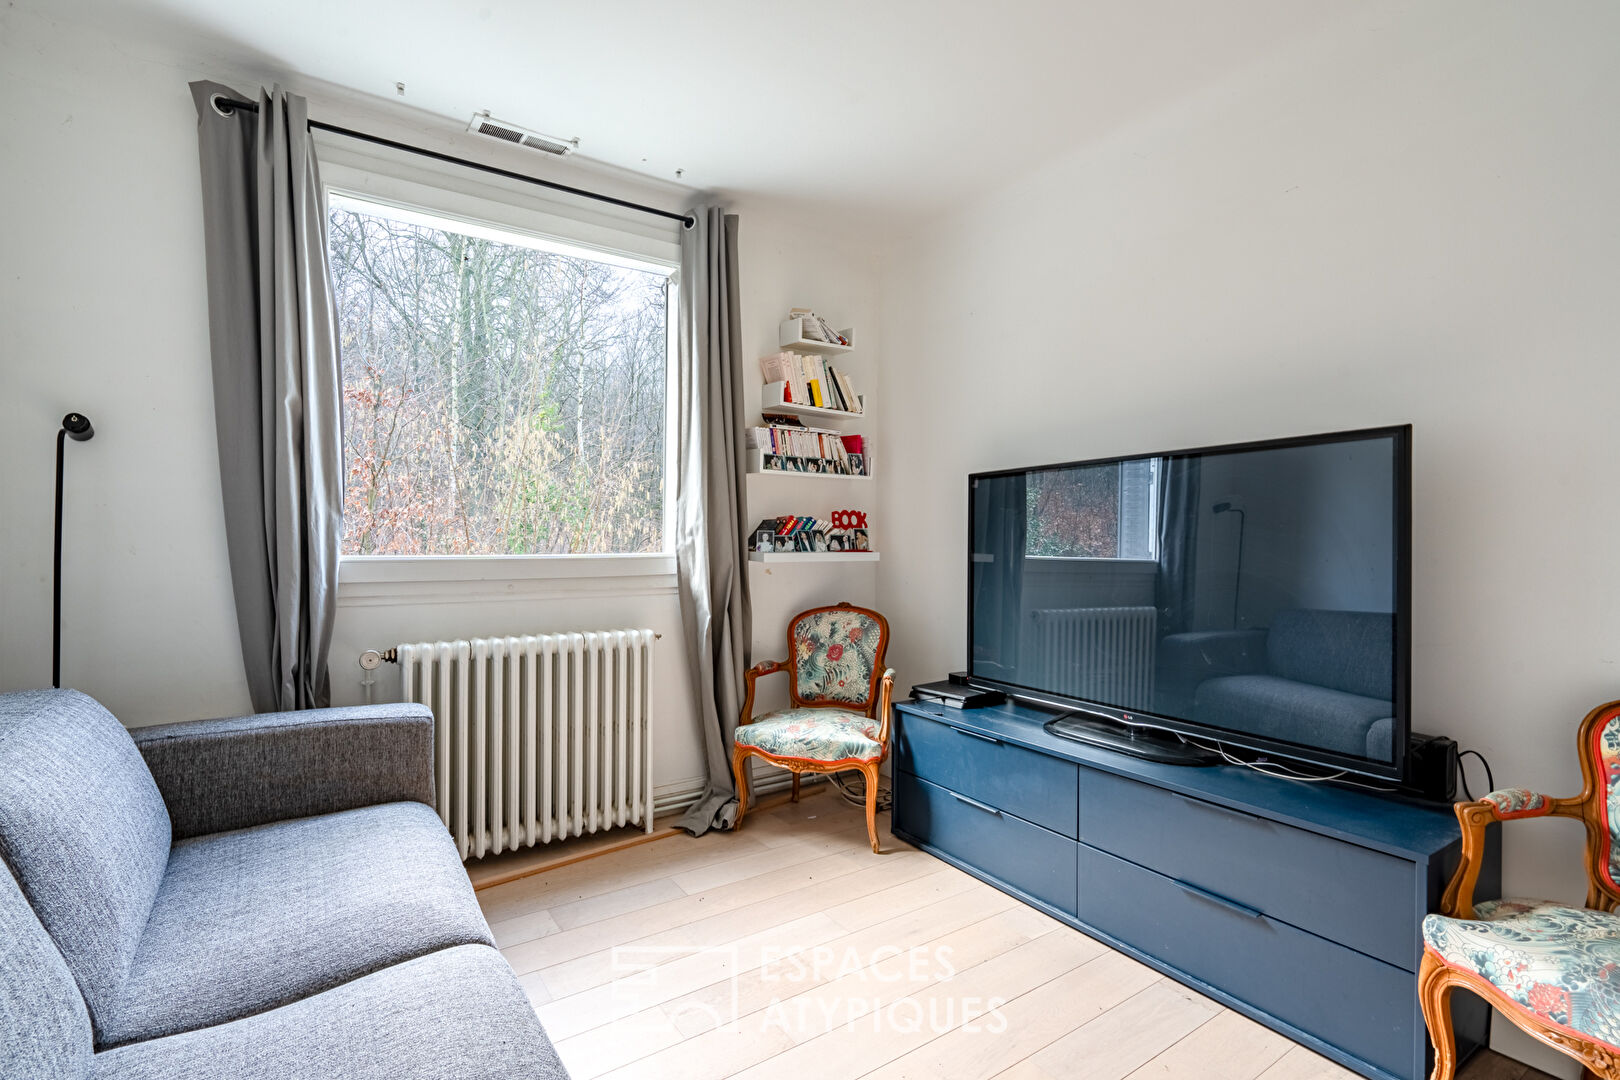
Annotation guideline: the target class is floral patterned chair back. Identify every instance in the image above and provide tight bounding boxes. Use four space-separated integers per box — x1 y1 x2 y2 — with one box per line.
787 604 890 713
1581 703 1620 909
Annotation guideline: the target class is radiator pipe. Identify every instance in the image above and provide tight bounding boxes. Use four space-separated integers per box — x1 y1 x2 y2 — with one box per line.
361 634 663 668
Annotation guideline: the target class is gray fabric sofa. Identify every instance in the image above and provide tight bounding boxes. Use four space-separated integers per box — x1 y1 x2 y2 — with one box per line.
1157 609 1396 761
0 688 568 1080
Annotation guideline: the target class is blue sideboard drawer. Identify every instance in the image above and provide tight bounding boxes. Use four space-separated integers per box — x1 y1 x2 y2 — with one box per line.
1078 844 1416 1080
1079 769 1418 971
894 710 1079 838
894 770 1079 915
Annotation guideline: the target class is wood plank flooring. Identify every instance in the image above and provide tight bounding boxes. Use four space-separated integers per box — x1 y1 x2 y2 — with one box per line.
476 795 1550 1080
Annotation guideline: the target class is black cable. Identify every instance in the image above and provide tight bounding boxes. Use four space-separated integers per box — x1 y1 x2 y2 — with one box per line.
1457 749 1494 801
52 427 65 689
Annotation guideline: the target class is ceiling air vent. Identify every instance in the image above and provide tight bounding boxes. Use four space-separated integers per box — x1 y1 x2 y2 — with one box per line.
467 111 578 156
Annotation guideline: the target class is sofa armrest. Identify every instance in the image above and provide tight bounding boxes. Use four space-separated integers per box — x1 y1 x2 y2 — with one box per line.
130 704 435 840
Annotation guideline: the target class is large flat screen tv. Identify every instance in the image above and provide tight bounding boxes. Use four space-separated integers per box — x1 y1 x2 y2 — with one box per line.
968 425 1411 780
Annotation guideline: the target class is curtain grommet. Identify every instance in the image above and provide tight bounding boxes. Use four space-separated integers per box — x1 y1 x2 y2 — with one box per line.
210 93 235 118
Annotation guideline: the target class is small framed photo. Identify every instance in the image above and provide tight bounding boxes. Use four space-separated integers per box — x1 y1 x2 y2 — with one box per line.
755 530 775 552
848 453 865 476
850 528 870 552
812 529 829 553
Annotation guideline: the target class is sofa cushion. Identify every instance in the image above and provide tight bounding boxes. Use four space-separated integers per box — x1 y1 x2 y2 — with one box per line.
1194 674 1392 758
0 690 171 1040
97 801 492 1048
91 944 568 1080
1265 609 1393 701
0 858 93 1080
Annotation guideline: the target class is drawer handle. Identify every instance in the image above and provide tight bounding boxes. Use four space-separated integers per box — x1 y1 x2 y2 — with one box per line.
949 791 1003 816
954 727 1002 745
1173 790 1276 831
1174 880 1265 921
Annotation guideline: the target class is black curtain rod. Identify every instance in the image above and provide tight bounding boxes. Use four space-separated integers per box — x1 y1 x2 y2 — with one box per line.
212 94 695 229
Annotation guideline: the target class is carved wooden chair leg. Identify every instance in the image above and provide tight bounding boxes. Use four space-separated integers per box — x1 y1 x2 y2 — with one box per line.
1418 952 1457 1080
791 772 801 803
732 745 751 831
862 761 882 853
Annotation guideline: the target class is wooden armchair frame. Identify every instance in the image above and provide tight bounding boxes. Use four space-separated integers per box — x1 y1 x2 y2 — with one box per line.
1421 699 1620 1080
731 602 894 853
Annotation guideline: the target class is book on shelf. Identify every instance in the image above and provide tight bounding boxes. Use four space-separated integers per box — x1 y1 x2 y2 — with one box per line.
746 422 870 475
758 351 862 414
787 308 849 347
750 514 871 554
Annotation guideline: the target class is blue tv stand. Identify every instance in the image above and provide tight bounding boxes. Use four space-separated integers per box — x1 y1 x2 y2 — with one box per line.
890 698 1497 1080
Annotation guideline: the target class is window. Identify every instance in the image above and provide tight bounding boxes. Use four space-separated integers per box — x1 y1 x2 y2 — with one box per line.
326 193 674 557
1026 459 1159 559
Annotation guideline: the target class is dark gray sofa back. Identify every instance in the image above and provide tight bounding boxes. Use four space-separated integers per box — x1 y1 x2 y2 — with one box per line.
1266 610 1393 702
0 858 92 1080
0 690 171 1040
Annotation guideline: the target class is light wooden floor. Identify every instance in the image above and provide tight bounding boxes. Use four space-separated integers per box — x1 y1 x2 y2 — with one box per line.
475 795 1541 1080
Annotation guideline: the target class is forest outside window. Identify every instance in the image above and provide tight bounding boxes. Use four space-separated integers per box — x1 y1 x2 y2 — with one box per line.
326 192 675 559
1026 458 1159 560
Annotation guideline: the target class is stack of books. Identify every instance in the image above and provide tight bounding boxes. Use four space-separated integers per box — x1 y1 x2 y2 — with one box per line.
760 352 861 414
788 308 850 347
746 425 868 475
750 515 872 554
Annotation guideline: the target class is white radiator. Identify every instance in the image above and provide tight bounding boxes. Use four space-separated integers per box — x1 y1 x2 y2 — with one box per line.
398 630 656 860
1026 606 1157 709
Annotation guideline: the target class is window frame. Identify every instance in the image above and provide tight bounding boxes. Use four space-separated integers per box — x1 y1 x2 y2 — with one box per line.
318 139 683 585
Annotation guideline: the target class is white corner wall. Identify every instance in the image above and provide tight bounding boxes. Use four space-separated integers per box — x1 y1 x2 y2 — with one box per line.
876 2 1617 1072
731 201 886 718
0 10 884 808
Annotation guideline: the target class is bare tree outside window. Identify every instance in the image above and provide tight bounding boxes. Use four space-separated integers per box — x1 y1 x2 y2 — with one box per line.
327 195 671 556
1026 460 1158 559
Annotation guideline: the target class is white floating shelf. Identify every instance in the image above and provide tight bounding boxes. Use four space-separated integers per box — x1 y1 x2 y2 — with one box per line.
749 551 880 564
779 318 855 355
760 381 864 426
747 468 872 481
745 448 871 480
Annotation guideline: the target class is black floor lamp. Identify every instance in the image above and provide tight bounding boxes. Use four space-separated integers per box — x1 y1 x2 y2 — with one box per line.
54 412 95 689
1212 501 1246 629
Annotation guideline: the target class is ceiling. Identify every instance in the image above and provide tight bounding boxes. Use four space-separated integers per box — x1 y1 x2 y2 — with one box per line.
21 0 1354 229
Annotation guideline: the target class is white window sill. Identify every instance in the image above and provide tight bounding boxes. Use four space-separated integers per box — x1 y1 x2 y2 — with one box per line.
336 554 678 607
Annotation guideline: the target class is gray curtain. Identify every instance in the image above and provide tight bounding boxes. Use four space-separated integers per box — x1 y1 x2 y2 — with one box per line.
970 474 1026 681
1155 457 1201 635
190 81 342 713
674 208 752 836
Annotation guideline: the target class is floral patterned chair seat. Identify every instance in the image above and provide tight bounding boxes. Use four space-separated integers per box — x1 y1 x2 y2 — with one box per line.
733 708 882 764
1423 899 1620 1053
1419 700 1620 1079
732 603 894 853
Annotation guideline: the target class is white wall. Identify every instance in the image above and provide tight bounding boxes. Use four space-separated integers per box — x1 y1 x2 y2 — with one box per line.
732 203 885 718
0 9 882 807
877 2 1618 1071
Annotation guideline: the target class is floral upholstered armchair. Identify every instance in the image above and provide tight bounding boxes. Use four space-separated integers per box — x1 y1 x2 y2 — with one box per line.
732 603 894 853
1420 699 1620 1080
